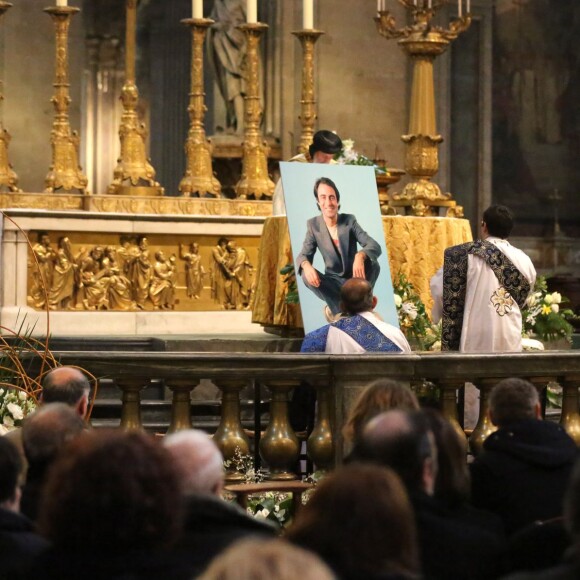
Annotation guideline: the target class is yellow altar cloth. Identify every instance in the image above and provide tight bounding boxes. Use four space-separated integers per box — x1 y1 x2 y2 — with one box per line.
251 216 473 330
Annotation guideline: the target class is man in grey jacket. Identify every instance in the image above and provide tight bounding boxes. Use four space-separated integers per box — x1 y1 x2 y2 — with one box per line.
296 176 381 318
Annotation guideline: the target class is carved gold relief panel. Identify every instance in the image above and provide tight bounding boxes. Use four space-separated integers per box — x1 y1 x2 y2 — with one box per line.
26 231 260 312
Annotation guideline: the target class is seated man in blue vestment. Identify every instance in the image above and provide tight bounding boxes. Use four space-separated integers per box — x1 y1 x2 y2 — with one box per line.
296 177 382 319
301 278 411 354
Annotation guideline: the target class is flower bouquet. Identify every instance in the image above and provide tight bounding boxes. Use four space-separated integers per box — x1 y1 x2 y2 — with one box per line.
393 272 439 351
522 276 578 345
333 139 389 175
0 388 36 435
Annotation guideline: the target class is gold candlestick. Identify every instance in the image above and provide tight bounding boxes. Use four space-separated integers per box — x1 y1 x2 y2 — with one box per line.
375 0 471 217
234 22 274 200
0 2 19 193
43 5 88 194
108 0 162 196
292 29 324 156
179 18 220 198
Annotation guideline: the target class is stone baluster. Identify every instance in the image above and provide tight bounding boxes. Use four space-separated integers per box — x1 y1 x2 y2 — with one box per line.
436 378 466 440
213 380 251 482
307 382 334 472
527 376 551 419
260 380 300 480
469 378 499 456
115 377 149 430
559 374 580 444
166 379 199 434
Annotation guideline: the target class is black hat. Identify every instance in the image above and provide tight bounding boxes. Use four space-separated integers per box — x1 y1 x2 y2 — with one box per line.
309 130 343 158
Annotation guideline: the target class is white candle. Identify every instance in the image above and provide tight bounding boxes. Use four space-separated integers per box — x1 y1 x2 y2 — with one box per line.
428 0 432 8
458 0 462 17
56 0 67 6
192 0 203 19
247 0 257 23
467 0 471 12
303 0 314 29
377 0 381 12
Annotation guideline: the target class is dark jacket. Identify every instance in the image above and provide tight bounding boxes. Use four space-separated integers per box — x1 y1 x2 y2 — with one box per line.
169 494 277 578
0 507 49 579
411 491 506 580
470 419 578 536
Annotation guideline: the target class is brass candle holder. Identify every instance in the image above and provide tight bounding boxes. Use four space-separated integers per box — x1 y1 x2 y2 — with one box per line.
234 22 274 200
108 0 162 196
292 29 324 156
43 4 88 194
375 0 471 217
178 18 220 198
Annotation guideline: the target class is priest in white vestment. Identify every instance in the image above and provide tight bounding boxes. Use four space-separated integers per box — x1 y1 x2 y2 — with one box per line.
301 278 411 354
430 205 536 353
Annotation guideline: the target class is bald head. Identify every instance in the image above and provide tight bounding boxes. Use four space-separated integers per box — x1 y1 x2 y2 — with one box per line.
163 429 224 496
41 367 90 417
340 278 376 315
354 410 437 495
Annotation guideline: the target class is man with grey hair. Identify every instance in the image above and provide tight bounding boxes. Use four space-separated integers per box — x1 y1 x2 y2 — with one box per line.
471 377 578 536
163 429 275 578
5 366 90 479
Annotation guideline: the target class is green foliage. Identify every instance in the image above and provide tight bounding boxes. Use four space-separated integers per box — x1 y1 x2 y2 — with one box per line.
393 272 439 350
280 263 300 304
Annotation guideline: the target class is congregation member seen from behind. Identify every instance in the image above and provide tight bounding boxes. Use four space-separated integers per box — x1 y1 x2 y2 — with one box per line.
470 377 578 537
351 410 505 579
287 463 419 580
30 430 185 580
199 538 336 580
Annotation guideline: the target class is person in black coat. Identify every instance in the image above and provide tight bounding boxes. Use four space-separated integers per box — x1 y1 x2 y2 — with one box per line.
163 429 276 578
351 409 505 580
0 437 48 579
470 378 578 537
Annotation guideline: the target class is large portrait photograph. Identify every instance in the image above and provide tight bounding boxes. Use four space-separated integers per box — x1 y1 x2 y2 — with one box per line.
281 163 398 334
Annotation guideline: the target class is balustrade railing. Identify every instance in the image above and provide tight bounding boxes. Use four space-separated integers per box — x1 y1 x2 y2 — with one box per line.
39 350 580 481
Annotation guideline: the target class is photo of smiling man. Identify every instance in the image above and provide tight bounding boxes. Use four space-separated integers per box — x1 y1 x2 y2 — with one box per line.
295 176 381 321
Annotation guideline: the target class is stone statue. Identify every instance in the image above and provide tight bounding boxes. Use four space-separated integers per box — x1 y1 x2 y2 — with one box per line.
48 236 76 310
29 232 56 309
208 0 247 133
149 251 176 310
180 242 205 299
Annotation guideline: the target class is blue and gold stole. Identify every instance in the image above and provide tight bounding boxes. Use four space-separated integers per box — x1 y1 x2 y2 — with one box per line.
441 240 531 351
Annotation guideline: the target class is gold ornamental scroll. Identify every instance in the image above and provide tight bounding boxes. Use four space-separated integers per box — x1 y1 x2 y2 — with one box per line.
251 215 473 330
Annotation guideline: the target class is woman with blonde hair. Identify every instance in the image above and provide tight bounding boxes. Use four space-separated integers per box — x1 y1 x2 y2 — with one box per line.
343 379 419 446
199 538 336 580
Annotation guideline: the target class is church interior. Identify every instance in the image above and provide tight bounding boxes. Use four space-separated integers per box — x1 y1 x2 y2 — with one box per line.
1 1 580 577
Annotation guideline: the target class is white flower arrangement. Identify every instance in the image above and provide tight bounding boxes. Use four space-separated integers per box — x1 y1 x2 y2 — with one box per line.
0 388 36 435
522 276 577 344
332 139 389 175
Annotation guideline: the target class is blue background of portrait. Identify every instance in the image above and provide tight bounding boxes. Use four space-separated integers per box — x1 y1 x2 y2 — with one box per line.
281 163 399 334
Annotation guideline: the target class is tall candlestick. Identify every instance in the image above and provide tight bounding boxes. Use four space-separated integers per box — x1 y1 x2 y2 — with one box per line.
246 0 257 23
303 0 314 29
192 0 202 19
56 0 67 6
